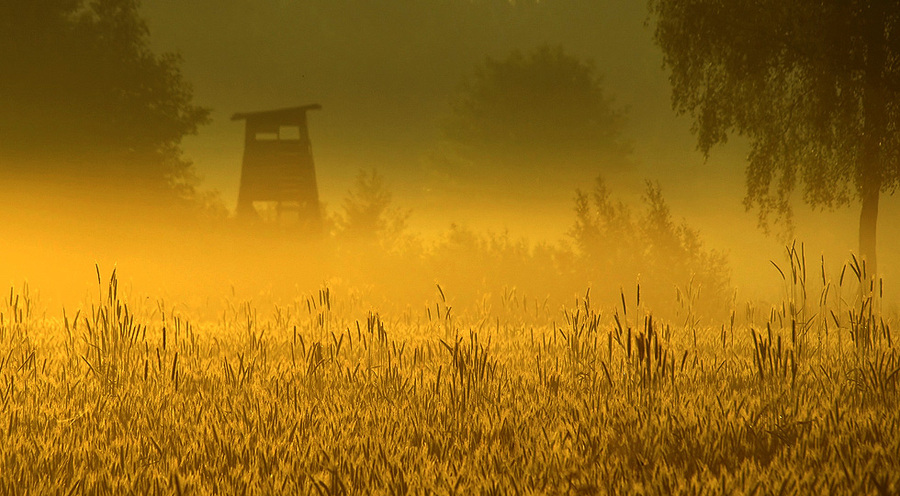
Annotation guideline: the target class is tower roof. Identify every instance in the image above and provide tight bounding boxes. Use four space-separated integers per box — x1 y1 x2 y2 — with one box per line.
231 105 322 123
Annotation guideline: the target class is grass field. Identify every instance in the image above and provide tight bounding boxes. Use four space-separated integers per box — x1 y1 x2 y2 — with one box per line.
1 247 898 495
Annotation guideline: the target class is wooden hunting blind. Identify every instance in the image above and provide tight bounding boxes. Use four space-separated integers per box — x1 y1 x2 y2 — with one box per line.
232 105 322 228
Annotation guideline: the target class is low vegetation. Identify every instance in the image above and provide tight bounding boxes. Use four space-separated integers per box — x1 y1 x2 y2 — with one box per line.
0 243 897 494
320 171 732 321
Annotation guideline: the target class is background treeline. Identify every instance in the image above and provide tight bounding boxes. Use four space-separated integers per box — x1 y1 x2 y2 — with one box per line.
310 168 731 321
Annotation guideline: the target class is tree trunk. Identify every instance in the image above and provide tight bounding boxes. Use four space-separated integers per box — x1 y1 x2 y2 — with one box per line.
858 1 886 282
858 182 879 280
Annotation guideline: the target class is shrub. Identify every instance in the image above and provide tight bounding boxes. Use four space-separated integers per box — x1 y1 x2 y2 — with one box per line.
569 176 731 318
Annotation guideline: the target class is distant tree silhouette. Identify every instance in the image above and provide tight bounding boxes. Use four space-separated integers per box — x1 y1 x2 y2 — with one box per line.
443 45 630 185
337 169 409 245
0 0 209 204
570 176 731 314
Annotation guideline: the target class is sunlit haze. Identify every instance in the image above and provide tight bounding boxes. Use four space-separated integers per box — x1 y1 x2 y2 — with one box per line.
3 0 895 312
3 2 900 493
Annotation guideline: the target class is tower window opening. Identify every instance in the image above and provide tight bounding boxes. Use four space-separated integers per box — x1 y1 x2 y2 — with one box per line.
254 132 279 141
279 126 302 141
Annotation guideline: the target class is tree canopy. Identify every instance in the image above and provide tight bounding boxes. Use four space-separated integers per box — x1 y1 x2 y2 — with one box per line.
0 0 209 203
442 45 630 188
649 0 900 276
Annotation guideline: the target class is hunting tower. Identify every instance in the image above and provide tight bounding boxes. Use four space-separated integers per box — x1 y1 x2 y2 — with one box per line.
232 105 322 229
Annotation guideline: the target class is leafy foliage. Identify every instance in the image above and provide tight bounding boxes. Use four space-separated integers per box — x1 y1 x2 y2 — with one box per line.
336 169 410 245
442 45 630 187
0 0 210 201
326 172 730 319
649 0 900 269
570 176 731 313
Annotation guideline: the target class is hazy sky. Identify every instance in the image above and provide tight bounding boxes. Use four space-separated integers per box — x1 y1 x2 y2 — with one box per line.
140 1 718 210
138 0 899 296
141 0 678 194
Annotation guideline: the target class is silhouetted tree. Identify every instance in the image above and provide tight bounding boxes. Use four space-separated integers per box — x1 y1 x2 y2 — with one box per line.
0 0 209 203
570 176 731 314
337 169 409 244
649 0 900 277
443 45 630 184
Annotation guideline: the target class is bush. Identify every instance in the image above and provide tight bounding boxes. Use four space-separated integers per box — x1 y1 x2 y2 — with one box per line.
335 168 410 246
569 176 732 317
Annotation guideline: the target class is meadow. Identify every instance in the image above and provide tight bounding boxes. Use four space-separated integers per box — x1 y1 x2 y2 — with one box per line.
1 243 897 495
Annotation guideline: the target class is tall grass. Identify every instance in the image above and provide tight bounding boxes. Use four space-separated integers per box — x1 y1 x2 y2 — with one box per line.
0 248 897 494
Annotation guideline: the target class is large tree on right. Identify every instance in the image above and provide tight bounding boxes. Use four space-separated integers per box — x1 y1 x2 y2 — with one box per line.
649 0 900 277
